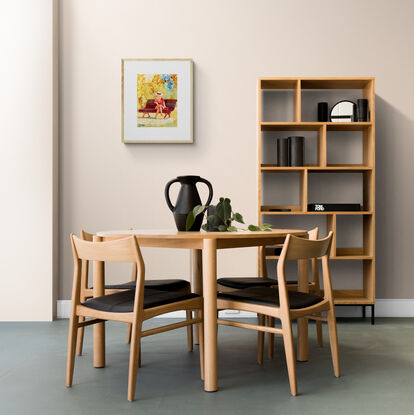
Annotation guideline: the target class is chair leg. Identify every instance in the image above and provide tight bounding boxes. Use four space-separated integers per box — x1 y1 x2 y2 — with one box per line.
316 319 323 347
66 315 79 387
267 317 275 360
126 323 132 344
127 321 142 402
327 309 340 377
76 316 85 356
199 310 205 380
281 316 297 396
186 310 193 352
257 314 265 364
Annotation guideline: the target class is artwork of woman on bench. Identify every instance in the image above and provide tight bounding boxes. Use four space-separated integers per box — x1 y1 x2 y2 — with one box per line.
136 73 178 128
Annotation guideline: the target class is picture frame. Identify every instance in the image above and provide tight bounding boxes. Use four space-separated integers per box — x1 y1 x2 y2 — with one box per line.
122 58 193 143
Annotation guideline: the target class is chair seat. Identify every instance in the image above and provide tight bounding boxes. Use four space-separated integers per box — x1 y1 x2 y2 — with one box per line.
217 287 323 309
82 288 199 313
217 277 299 290
103 279 190 291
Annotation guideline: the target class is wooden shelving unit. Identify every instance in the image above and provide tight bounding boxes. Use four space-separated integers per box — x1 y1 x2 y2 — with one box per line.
258 77 375 321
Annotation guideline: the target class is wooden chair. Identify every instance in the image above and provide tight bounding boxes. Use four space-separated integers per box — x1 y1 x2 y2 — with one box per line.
216 232 339 396
217 228 324 355
66 234 204 401
77 230 194 356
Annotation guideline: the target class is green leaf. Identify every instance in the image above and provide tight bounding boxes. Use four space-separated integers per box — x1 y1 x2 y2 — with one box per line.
193 205 207 218
228 226 238 232
233 212 244 224
186 211 195 231
218 225 228 232
263 228 272 232
248 224 261 232
207 215 216 224
201 224 209 231
262 223 272 228
216 201 226 223
223 199 232 221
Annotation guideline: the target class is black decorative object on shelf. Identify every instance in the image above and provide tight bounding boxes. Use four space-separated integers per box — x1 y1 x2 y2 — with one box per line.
165 175 213 231
288 136 304 166
317 102 329 122
308 203 361 212
277 138 289 166
330 100 357 122
357 99 369 122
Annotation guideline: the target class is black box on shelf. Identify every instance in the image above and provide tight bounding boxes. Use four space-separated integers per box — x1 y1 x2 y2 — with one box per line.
307 203 361 212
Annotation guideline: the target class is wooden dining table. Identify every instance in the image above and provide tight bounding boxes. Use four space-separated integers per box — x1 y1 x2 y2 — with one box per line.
96 228 308 392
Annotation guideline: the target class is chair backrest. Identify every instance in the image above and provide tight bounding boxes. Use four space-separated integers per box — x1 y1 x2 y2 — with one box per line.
72 235 140 263
259 227 320 279
282 231 333 261
70 231 145 307
276 231 334 307
79 231 139 291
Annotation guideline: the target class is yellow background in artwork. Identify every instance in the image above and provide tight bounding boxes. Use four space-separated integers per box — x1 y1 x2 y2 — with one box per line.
137 74 177 127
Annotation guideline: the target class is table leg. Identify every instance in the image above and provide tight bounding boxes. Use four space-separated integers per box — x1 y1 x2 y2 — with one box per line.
93 259 105 368
192 249 203 345
297 259 309 362
202 238 218 392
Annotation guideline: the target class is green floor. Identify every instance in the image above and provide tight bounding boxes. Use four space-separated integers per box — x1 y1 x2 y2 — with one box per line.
0 318 413 414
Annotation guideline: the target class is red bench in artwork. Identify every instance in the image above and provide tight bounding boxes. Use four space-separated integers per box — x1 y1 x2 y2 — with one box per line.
138 99 177 118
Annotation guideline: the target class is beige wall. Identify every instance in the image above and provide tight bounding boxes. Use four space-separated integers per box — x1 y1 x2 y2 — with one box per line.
0 0 58 320
59 0 414 300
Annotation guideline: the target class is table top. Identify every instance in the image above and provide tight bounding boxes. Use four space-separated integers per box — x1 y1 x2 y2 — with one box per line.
96 228 307 249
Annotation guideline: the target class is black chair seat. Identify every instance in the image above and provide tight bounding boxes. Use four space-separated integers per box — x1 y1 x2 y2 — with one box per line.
217 287 323 310
82 288 199 313
217 277 299 290
103 279 190 291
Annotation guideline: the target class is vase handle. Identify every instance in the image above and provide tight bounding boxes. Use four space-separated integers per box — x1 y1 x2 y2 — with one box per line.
164 178 180 212
197 177 214 206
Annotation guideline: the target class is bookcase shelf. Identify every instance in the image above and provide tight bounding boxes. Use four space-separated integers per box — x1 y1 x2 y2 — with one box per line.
258 77 375 314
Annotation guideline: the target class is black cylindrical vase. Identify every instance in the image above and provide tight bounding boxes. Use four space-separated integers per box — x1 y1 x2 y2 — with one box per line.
357 99 369 122
277 138 289 166
288 136 304 166
317 102 329 122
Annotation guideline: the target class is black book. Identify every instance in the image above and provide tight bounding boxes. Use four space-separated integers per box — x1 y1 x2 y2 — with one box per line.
308 203 361 212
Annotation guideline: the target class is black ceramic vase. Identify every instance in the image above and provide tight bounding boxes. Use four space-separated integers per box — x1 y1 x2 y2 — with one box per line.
165 175 213 231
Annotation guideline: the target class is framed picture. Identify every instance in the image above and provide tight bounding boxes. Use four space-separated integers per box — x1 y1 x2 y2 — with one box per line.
122 59 193 143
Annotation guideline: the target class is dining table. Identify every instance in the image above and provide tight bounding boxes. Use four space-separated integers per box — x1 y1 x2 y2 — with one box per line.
95 228 308 392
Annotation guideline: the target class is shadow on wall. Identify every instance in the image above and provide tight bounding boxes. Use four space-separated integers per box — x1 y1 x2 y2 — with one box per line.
375 95 414 298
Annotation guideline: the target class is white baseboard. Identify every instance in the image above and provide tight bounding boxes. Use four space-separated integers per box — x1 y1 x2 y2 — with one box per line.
56 299 414 319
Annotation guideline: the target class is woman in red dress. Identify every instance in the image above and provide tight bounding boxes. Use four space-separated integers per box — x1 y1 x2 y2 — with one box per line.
154 92 167 118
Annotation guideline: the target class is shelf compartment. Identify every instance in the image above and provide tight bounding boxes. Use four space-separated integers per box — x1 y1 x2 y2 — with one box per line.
335 248 373 259
261 170 307 211
308 171 369 210
261 126 324 167
331 290 373 305
260 80 300 122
